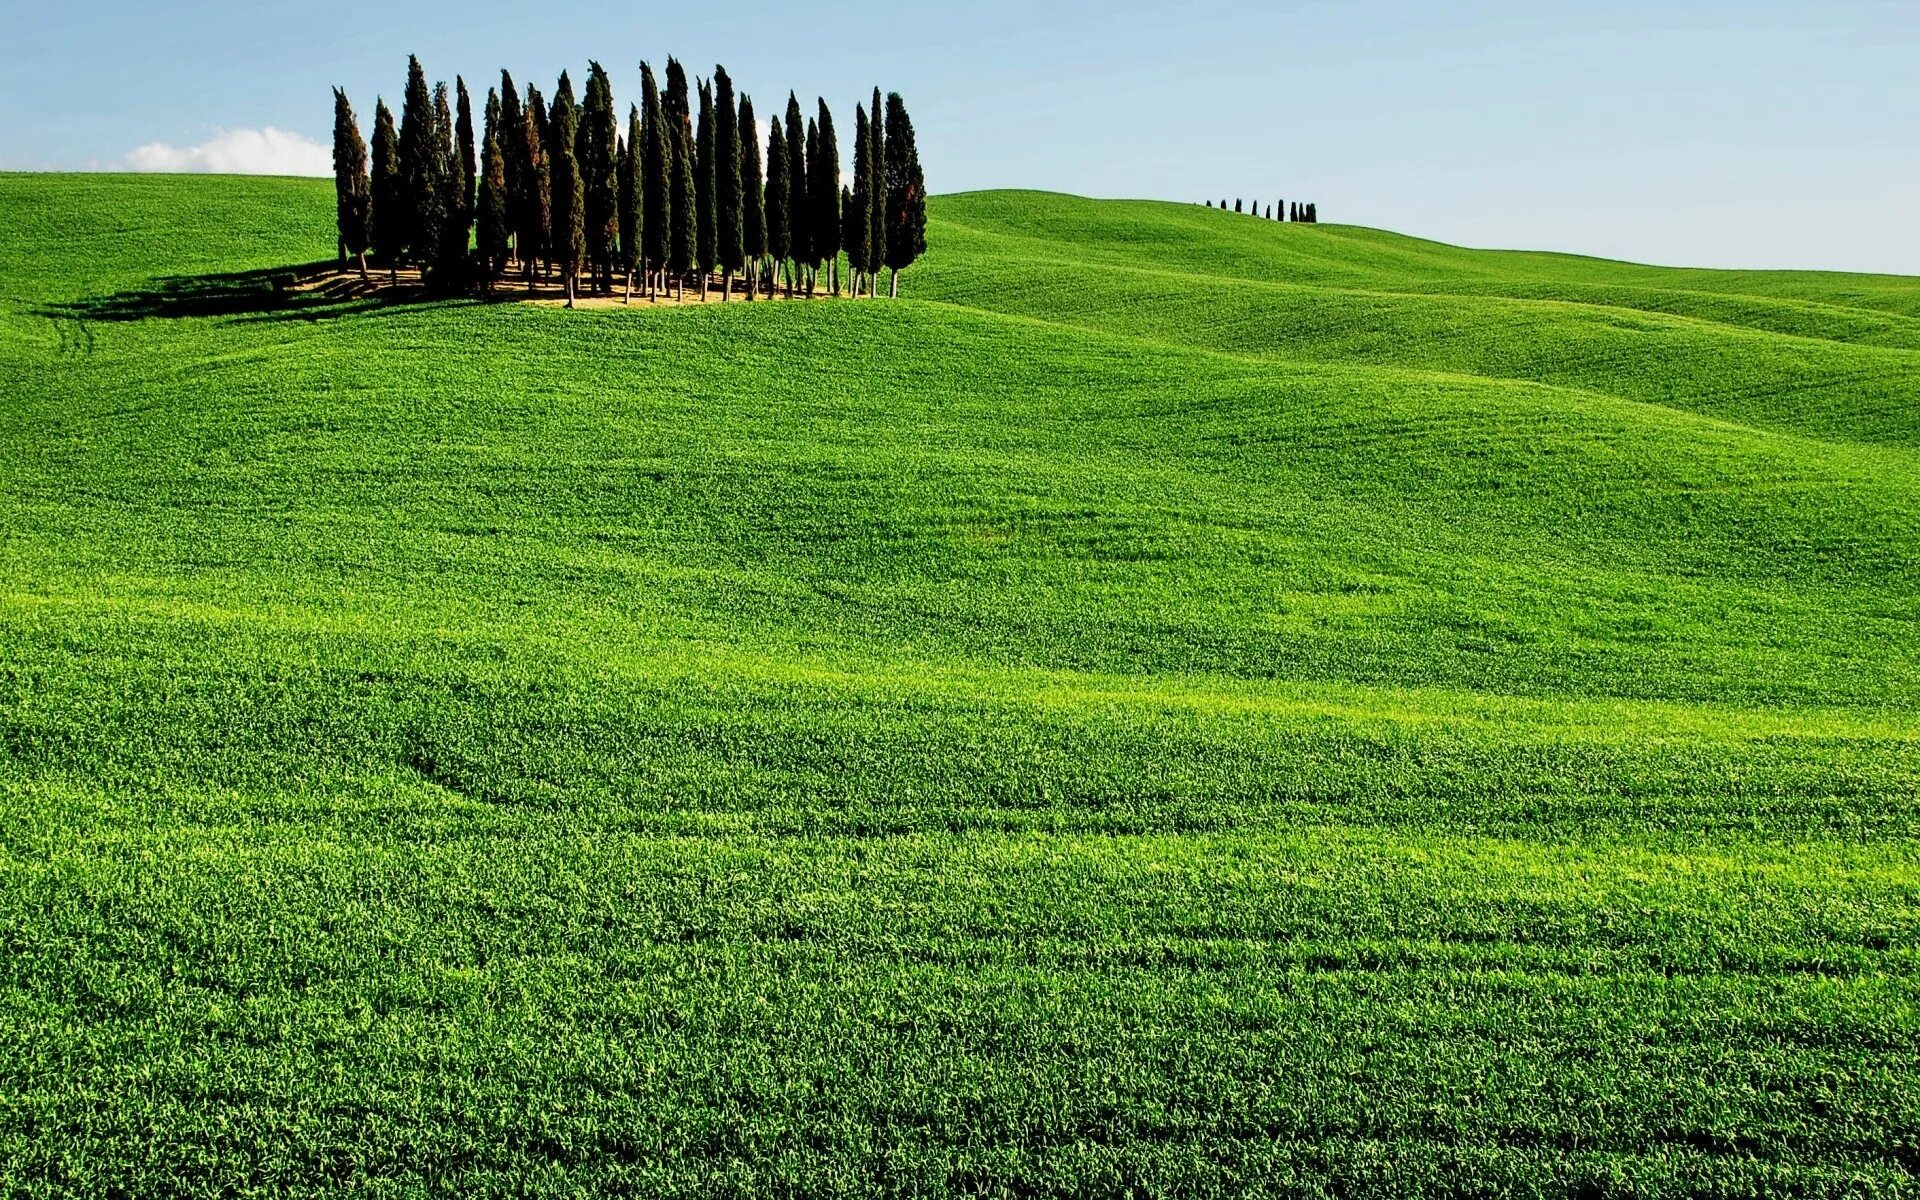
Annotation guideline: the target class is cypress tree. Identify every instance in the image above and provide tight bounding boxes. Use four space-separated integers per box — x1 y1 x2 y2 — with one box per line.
478 119 510 288
397 56 441 266
802 116 820 295
370 98 402 280
456 77 478 231
639 63 669 299
714 67 743 301
882 92 927 298
1309 202 1318 223
1206 199 1212 207
665 59 695 300
548 73 585 305
784 93 808 295
518 86 550 288
813 100 841 296
581 63 620 294
846 103 872 299
739 95 765 301
1235 198 1243 213
867 88 884 297
694 78 716 300
1266 203 1273 220
620 104 642 301
764 117 790 297
432 83 466 286
498 72 524 262
332 88 373 279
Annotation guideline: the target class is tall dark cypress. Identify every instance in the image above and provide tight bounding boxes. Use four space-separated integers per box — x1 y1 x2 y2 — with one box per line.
802 117 820 294
883 92 926 297
783 93 808 293
396 56 441 265
764 117 789 296
478 117 510 286
519 86 550 286
433 82 467 285
866 87 885 297
332 88 373 278
619 104 642 300
813 100 841 296
694 78 716 300
370 99 403 279
713 67 743 301
498 72 524 260
639 63 670 298
548 73 585 305
455 78 478 231
738 94 765 301
845 103 872 299
665 62 696 298
580 63 620 294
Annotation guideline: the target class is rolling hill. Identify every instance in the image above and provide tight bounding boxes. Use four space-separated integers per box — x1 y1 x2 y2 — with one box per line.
2 173 1917 1198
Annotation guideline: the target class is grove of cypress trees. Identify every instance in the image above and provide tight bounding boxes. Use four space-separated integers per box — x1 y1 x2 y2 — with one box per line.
846 102 872 299
764 117 789 298
397 56 441 266
478 117 510 287
456 78 478 231
813 100 841 296
713 67 743 301
639 63 669 299
620 105 642 301
548 73 585 305
883 92 926 298
498 72 523 262
331 88 373 278
371 99 403 280
784 93 808 295
694 78 716 300
581 63 620 294
739 94 765 301
665 59 695 300
867 87 885 297
520 85 551 287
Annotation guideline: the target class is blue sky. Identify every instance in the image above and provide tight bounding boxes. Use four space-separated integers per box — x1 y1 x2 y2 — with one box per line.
6 0 1918 272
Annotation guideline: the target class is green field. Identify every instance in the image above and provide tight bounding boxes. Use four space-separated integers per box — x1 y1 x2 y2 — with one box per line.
2 173 1918 1197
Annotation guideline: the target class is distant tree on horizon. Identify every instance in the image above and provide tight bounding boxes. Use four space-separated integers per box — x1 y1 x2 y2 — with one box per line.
331 88 373 279
714 68 743 301
883 92 926 298
739 94 766 300
370 99 402 279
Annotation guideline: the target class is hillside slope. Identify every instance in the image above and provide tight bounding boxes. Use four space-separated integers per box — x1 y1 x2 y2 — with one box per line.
1 175 1917 1198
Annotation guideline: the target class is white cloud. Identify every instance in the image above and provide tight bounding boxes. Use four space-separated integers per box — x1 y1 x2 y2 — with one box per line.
125 127 330 177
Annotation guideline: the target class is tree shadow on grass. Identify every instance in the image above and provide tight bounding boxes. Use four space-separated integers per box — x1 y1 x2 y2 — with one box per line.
48 261 473 325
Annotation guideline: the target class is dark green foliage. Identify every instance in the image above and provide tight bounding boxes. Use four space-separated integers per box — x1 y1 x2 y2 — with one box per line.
867 87 885 294
396 56 443 264
764 116 789 269
738 95 765 286
580 63 620 292
1308 202 1318 223
845 103 872 293
455 77 477 230
516 86 550 278
547 73 585 295
619 105 642 279
812 99 841 292
477 119 509 281
497 72 523 257
784 93 809 275
1235 198 1243 212
694 78 716 289
713 68 743 286
803 116 820 279
369 99 402 270
883 91 927 290
639 62 669 288
665 59 695 285
330 88 372 272
430 83 468 285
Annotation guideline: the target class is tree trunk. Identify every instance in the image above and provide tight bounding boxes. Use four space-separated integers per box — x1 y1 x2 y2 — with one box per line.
624 269 633 304
565 273 575 309
890 268 899 299
357 251 370 282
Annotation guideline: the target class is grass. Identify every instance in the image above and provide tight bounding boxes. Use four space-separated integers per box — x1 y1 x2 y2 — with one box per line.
1 173 1917 1197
